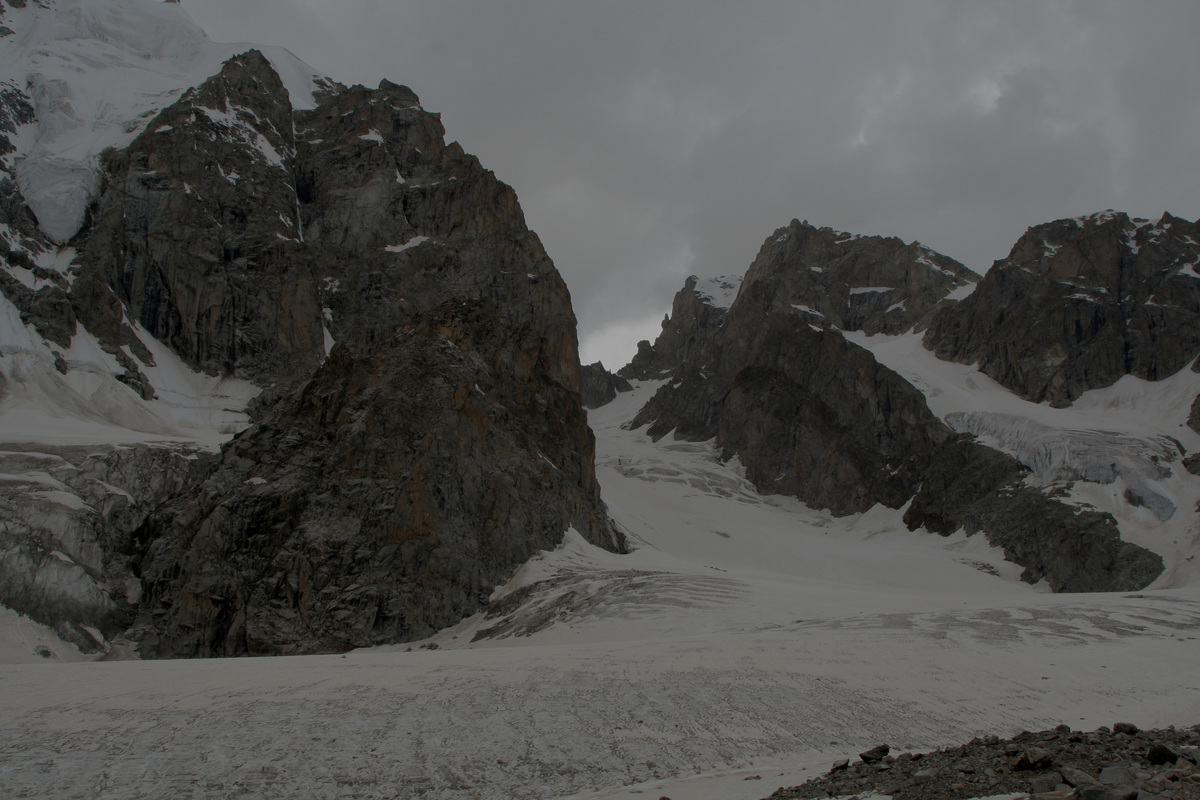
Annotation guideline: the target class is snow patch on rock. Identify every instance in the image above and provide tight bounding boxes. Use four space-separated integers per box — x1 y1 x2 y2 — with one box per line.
691 275 742 310
0 0 322 242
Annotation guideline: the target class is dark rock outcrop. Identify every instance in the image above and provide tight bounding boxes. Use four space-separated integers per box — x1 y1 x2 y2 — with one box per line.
0 444 202 653
768 724 1200 800
131 300 620 657
902 436 1164 592
0 269 76 348
925 211 1200 406
0 78 65 341
969 486 1163 592
906 450 1163 592
75 50 324 388
619 274 741 380
620 221 976 381
1188 391 1200 474
2 49 618 655
112 60 617 657
737 219 978 335
629 222 1164 592
580 361 631 409
628 224 991 517
0 78 41 249
632 288 953 516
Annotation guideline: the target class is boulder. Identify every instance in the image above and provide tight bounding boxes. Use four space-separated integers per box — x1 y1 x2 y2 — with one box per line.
859 745 890 763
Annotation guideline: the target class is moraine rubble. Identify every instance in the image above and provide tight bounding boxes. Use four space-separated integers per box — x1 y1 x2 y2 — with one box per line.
766 724 1200 800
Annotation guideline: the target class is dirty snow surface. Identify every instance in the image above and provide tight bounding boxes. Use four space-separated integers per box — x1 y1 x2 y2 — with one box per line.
2 382 1200 800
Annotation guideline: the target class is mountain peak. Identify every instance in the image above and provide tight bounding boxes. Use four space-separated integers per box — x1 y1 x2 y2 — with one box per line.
926 210 1200 405
740 219 978 336
0 0 322 242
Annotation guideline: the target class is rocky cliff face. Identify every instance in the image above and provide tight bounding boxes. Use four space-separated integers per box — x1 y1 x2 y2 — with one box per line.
626 221 1167 592
740 220 977 335
632 277 953 516
628 221 977 514
0 59 65 358
118 58 617 657
1 30 617 656
620 221 976 383
75 50 325 391
130 300 618 657
620 275 741 381
1187 395 1200 475
0 444 203 654
580 361 631 409
900 437 1163 592
925 211 1200 406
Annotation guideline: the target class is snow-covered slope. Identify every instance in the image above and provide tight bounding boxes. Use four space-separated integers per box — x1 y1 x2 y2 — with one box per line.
692 274 742 310
1 381 1197 800
0 4 1197 795
0 290 259 446
0 0 321 243
844 329 1200 590
0 0 325 447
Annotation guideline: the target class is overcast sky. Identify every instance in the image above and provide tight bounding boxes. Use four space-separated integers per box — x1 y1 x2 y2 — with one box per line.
184 1 1200 369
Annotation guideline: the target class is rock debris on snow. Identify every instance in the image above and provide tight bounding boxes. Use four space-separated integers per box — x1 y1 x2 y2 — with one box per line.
767 724 1200 800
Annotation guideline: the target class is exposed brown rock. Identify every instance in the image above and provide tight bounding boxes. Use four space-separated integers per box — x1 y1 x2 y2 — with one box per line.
3 50 617 656
131 300 620 657
768 724 1200 800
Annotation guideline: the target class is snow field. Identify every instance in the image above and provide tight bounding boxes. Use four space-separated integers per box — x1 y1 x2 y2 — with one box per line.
845 329 1200 589
1 381 1198 800
3 4 1197 796
0 291 257 448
